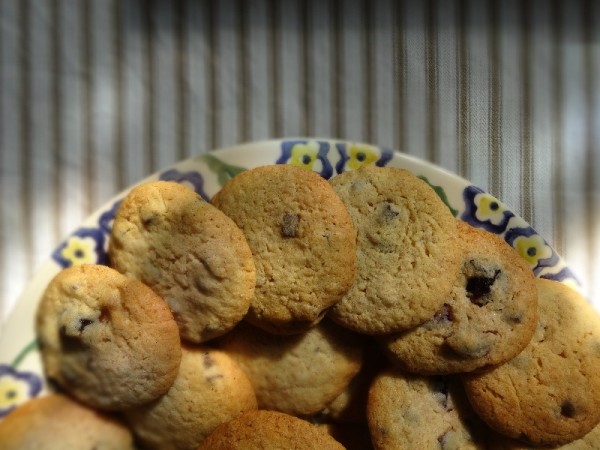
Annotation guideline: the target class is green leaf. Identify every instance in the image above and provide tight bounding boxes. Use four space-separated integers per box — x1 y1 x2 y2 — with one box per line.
200 154 246 186
11 339 39 368
418 175 459 217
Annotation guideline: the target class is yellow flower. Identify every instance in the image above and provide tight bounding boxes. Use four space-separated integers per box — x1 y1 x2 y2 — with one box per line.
474 194 508 225
347 145 378 170
514 234 553 268
60 235 98 266
0 374 32 412
290 141 319 169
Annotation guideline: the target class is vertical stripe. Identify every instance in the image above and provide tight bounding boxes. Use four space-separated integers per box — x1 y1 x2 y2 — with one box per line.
82 0 94 213
488 0 502 199
237 0 249 142
520 0 533 224
301 0 311 137
279 0 301 136
175 0 188 158
206 1 217 150
393 0 406 152
582 0 596 297
269 0 281 137
425 0 439 163
310 0 332 137
551 0 565 254
363 0 374 143
342 0 365 141
19 0 33 272
246 0 269 140
330 0 342 138
142 0 156 171
0 0 4 316
373 0 395 148
456 0 470 179
51 0 62 245
114 0 125 190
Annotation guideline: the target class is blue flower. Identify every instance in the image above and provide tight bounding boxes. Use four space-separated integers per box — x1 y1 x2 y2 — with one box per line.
98 200 122 235
277 140 334 179
541 267 580 287
52 228 107 268
159 169 209 201
504 226 558 275
0 365 42 418
334 143 393 174
461 186 514 234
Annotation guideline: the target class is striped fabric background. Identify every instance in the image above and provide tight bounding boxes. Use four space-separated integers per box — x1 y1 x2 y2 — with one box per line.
0 0 598 324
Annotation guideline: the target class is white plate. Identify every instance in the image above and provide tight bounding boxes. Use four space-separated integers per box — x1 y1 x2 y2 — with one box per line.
0 138 579 418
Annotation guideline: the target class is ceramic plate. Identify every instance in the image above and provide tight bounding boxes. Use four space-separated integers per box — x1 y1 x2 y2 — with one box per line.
0 138 580 418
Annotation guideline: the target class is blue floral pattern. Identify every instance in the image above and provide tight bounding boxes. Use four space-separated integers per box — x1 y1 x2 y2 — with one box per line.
461 186 514 234
159 169 209 201
504 226 559 276
52 228 107 268
277 140 334 179
335 142 393 174
0 365 42 417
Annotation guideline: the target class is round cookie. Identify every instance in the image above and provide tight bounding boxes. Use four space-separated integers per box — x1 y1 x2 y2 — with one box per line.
211 164 357 335
382 221 538 374
0 394 135 450
216 320 364 417
124 345 258 450
488 421 600 449
36 264 181 411
197 410 345 450
328 165 461 334
109 180 256 343
463 279 600 446
367 369 485 449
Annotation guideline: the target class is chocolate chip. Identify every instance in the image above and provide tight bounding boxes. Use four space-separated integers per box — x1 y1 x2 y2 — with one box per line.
379 203 400 221
561 401 576 418
77 319 94 333
99 307 110 323
433 304 454 324
280 213 299 238
466 269 501 306
59 326 85 352
431 377 450 409
203 352 215 369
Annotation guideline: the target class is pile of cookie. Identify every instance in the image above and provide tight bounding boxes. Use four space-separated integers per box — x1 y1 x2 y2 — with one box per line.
2 164 599 449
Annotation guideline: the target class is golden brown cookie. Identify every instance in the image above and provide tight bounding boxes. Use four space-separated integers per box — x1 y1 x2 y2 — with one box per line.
216 320 364 417
211 164 357 335
463 279 600 446
197 410 345 450
382 221 538 374
367 369 485 449
109 180 256 343
0 394 135 450
488 421 600 449
328 165 461 334
36 264 181 411
124 345 258 450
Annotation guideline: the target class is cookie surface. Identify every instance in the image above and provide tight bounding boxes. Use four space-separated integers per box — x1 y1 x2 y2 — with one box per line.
109 180 256 343
36 264 181 410
216 320 364 417
0 394 135 450
383 222 538 374
124 345 258 450
463 279 600 446
367 369 484 449
211 164 356 334
197 410 345 450
328 165 461 334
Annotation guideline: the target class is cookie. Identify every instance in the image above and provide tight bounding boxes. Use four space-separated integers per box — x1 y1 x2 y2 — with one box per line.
216 319 364 417
211 164 357 334
382 221 538 374
463 279 600 446
36 264 181 410
197 410 345 450
124 345 258 450
0 394 135 450
367 369 484 449
328 165 461 334
109 180 255 343
488 421 600 449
